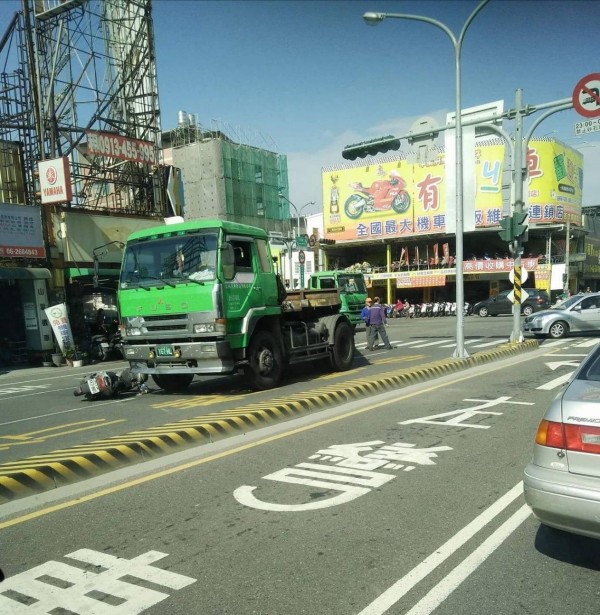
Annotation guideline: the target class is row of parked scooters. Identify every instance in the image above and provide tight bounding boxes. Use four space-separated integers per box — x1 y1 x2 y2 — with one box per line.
386 301 473 318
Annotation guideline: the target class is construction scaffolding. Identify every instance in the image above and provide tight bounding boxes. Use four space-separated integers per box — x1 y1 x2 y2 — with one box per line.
0 0 166 215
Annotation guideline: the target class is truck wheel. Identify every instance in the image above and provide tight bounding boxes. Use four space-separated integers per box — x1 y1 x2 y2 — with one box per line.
331 320 355 371
152 374 193 392
244 330 283 390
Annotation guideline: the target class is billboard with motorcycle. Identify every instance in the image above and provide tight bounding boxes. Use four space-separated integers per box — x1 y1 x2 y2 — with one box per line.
322 139 582 242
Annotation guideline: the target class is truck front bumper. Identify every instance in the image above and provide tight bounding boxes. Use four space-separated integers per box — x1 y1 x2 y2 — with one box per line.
122 339 235 375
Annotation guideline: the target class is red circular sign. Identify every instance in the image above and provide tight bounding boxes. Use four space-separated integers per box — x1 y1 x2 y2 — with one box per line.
298 250 306 265
45 165 57 184
572 73 600 118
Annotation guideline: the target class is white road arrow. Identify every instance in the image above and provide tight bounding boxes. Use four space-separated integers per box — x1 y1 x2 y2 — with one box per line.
545 360 581 371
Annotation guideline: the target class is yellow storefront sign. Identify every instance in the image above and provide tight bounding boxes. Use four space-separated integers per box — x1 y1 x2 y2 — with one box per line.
322 139 583 241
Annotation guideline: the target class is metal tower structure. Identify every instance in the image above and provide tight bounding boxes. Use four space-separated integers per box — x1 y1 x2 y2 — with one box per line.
0 0 165 215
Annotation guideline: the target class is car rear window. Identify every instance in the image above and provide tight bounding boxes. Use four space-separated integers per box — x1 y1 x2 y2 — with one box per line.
579 351 600 381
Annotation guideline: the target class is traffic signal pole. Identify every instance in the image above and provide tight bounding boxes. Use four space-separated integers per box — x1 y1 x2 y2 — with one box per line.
511 88 525 342
506 89 573 342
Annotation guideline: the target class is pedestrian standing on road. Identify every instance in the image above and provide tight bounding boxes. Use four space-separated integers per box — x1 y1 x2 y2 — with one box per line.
367 297 392 351
361 297 378 348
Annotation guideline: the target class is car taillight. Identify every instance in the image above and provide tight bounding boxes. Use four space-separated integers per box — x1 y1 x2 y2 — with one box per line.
535 419 565 448
535 419 600 453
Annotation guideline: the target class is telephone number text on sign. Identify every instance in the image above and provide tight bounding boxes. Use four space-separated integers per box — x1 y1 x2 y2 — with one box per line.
86 130 155 164
0 246 45 258
575 118 600 135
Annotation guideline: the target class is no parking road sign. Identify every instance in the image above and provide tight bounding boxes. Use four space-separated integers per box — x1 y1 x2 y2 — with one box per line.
573 73 600 118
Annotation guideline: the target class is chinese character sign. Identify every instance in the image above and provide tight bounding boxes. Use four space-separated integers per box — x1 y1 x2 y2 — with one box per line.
44 303 74 352
0 203 46 259
527 141 583 225
322 139 582 241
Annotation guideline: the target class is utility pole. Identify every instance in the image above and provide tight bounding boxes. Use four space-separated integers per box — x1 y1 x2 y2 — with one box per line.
510 88 526 342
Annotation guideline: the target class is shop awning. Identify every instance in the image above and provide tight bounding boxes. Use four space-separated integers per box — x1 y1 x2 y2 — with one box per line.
0 267 51 280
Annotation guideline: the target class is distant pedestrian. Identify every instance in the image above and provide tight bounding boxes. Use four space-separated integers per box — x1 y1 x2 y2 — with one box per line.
361 297 378 348
367 297 392 351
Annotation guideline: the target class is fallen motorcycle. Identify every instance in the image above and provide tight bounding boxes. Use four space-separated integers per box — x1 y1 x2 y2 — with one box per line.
73 369 148 401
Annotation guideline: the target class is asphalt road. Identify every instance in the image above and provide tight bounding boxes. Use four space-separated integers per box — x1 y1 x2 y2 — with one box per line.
1 336 599 614
0 315 527 468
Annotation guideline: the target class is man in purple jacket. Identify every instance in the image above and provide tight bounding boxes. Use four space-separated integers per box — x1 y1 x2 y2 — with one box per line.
366 296 393 351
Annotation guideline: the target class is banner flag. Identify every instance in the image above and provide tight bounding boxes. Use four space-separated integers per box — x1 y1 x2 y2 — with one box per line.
44 303 74 352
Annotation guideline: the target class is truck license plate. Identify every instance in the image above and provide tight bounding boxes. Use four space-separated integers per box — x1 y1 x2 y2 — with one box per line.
156 345 174 357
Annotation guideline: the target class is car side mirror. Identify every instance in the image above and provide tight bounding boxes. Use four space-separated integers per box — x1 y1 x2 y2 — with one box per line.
573 305 582 312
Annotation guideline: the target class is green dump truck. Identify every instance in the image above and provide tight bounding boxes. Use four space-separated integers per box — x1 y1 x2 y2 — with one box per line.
118 219 355 392
308 270 368 327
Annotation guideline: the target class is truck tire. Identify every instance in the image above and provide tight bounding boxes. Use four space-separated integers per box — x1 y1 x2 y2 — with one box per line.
244 330 283 390
152 374 194 392
331 320 355 371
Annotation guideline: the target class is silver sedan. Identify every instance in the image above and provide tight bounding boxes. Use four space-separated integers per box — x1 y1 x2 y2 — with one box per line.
523 292 600 339
524 342 600 539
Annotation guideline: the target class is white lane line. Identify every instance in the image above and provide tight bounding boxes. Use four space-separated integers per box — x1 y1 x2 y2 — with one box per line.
412 340 455 348
404 505 531 615
571 339 600 347
542 353 587 357
537 371 574 390
468 340 506 348
357 482 524 615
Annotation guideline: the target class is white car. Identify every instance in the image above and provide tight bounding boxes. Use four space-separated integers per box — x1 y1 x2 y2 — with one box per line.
523 292 600 339
523 343 600 539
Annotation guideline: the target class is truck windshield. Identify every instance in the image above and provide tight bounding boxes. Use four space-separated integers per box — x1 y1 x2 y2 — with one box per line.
338 274 366 294
120 232 218 288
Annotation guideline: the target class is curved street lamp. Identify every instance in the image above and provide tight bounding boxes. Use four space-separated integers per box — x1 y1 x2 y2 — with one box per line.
363 1 489 359
278 193 316 237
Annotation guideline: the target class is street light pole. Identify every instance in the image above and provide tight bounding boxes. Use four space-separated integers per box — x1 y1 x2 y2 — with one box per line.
363 0 489 360
278 193 315 237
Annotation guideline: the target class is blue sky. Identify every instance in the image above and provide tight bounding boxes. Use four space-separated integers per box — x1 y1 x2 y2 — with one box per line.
150 0 599 211
2 0 600 211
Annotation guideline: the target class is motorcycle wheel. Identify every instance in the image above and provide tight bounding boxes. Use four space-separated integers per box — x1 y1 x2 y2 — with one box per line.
344 195 366 219
391 191 411 213
91 342 107 362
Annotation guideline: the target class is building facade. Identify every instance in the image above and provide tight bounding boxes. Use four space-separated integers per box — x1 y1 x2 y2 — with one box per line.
320 137 588 305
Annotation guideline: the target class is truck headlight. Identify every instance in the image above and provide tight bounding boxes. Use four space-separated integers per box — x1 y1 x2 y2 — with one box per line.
124 316 145 336
194 323 215 333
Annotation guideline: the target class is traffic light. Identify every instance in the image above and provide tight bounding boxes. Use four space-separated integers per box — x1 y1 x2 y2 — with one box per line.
498 215 513 242
342 135 401 160
512 211 528 240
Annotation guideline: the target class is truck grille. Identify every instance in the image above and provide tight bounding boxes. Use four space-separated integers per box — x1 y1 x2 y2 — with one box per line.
142 313 189 332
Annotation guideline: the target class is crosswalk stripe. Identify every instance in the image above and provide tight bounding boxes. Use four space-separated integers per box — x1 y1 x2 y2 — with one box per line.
469 340 507 348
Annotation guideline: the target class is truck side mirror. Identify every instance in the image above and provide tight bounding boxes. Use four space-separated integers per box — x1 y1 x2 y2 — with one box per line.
221 243 235 280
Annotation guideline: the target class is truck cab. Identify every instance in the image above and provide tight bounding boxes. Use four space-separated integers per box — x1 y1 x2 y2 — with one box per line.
308 271 367 327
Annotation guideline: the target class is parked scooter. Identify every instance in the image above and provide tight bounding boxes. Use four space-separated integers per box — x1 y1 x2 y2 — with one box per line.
73 369 148 401
90 326 123 361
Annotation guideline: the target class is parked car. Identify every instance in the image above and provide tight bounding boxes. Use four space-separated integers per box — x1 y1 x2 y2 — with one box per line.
523 342 600 539
523 292 600 339
472 289 550 317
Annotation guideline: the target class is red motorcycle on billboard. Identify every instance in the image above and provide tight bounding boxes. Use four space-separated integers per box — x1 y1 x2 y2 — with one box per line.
344 170 411 220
